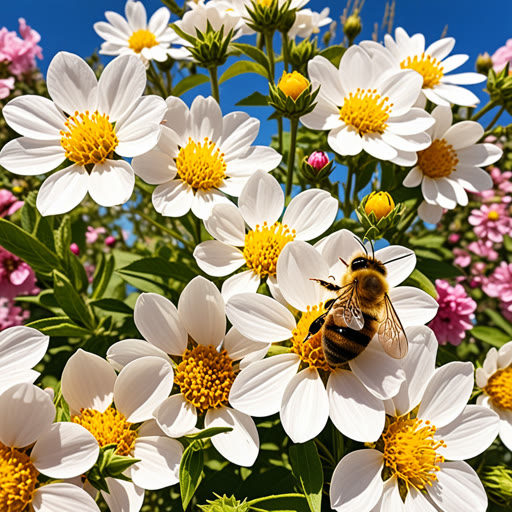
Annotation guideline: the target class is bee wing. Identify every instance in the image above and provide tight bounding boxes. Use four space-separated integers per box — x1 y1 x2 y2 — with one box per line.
378 293 408 359
332 282 364 331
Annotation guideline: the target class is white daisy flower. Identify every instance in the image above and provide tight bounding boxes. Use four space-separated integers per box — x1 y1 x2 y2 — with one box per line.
0 52 166 216
193 170 338 302
476 341 512 452
0 326 48 394
225 231 439 443
0 382 100 512
61 350 182 512
403 106 502 223
288 8 332 39
383 27 487 107
330 334 499 512
131 96 282 219
94 1 189 67
105 276 268 467
301 45 434 166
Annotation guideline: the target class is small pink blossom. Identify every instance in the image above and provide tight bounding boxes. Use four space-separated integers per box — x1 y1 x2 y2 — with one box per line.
428 279 477 346
483 262 512 321
307 151 329 170
468 203 512 244
468 240 499 261
0 77 14 99
453 248 471 268
469 262 487 289
492 39 512 72
0 189 23 217
491 166 512 197
85 226 106 244
70 243 80 255
105 235 116 247
0 246 39 300
0 298 29 331
448 233 460 244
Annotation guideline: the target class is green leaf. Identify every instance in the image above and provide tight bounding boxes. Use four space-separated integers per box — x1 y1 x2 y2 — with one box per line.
0 218 61 274
20 193 38 233
236 91 269 106
484 310 512 337
92 253 115 300
89 298 133 315
220 60 268 83
182 426 232 441
231 43 270 73
26 317 91 337
318 45 346 67
289 441 323 512
117 257 196 283
55 216 72 261
180 440 204 510
409 235 445 249
504 234 512 252
248 495 310 512
402 269 437 299
416 257 464 280
53 270 95 329
173 73 210 97
66 253 89 293
471 326 510 347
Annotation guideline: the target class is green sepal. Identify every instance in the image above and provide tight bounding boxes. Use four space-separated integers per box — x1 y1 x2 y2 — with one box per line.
267 82 319 119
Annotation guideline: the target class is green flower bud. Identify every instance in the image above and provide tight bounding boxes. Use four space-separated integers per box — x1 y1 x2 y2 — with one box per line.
198 494 250 512
482 466 512 508
343 11 362 45
245 0 296 34
476 52 493 75
268 74 319 119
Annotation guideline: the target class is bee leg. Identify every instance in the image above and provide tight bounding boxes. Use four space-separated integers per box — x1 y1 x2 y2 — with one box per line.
310 278 342 292
307 312 328 337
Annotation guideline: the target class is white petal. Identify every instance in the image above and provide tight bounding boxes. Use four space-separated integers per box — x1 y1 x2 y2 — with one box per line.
221 270 260 303
498 342 512 369
129 436 183 489
154 394 197 438
47 52 98 114
308 55 345 105
339 46 372 93
204 203 246 245
301 95 341 131
418 201 443 224
0 383 55 448
153 181 194 217
441 71 486 85
405 486 438 512
380 131 431 152
97 55 146 120
437 54 469 73
193 240 245 277
32 484 99 512
362 134 398 161
434 83 480 107
94 20 130 45
451 164 494 192
89 159 134 207
403 166 423 187
280 368 329 443
149 7 171 35
227 146 282 177
330 450 384 512
218 112 259 159
0 326 49 374
31 423 99 478
374 245 416 287
389 286 439 327
426 37 455 61
314 229 364 269
191 189 232 220
114 356 174 423
102 479 144 512
179 276 226 347
328 124 363 156
134 293 187 356
106 339 172 372
37 164 89 216
380 70 423 116
226 293 296 342
431 105 453 139
0 369 40 393
499 415 512 451
132 149 176 185
443 121 484 150
3 95 65 139
223 327 268 362
370 477 405 512
61 349 116 414
418 361 474 428
189 95 223 142
327 369 385 442
239 170 284 229
229 353 301 416
387 109 434 136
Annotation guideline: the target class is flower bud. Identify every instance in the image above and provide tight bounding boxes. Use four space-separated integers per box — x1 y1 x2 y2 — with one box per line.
278 71 310 100
476 52 493 75
364 191 395 220
482 466 512 508
198 495 250 512
307 151 329 170
12 185 23 194
105 235 116 247
301 152 334 182
69 243 80 255
343 11 362 44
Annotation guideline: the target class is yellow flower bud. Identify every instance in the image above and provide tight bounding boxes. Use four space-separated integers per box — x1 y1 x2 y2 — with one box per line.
278 71 310 100
364 191 395 220
12 186 23 194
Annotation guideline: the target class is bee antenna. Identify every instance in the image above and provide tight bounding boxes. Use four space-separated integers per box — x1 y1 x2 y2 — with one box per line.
354 236 368 256
338 258 348 267
382 252 414 265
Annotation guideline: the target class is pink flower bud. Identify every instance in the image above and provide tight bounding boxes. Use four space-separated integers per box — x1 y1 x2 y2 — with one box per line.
105 235 116 247
69 243 80 255
307 151 329 170
448 233 460 244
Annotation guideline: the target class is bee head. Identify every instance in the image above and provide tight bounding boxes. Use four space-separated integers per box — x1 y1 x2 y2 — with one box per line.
348 255 388 297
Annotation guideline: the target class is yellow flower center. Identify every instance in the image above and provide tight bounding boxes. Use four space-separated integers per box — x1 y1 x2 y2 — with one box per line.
60 111 119 166
400 53 444 89
128 29 158 53
417 138 459 179
176 137 227 191
0 441 38 512
484 367 512 410
72 406 137 456
291 304 333 372
487 210 500 221
175 345 235 413
364 191 395 220
278 71 310 100
339 88 392 136
243 222 296 278
258 0 273 6
382 416 446 490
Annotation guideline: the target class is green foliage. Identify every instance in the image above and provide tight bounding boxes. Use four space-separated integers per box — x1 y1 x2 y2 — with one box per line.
289 441 323 512
180 440 205 510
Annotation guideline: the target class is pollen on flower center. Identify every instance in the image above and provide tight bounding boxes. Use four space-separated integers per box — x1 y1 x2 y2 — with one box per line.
382 416 446 490
175 345 235 413
400 53 444 89
72 406 137 456
291 304 333 372
128 29 158 53
60 111 119 166
339 88 392 136
484 367 512 410
0 441 38 512
176 137 227 191
417 138 459 179
487 210 500 221
243 222 296 278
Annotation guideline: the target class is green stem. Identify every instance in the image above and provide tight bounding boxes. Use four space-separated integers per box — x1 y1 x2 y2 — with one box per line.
484 105 505 132
285 118 299 199
277 117 284 154
208 66 220 103
281 32 290 72
247 494 305 507
195 216 202 244
471 100 499 122
314 439 337 467
264 31 276 82
343 165 354 217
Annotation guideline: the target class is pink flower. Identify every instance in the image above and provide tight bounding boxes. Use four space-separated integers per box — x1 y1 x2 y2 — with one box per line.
105 235 116 247
468 240 499 261
0 298 29 331
453 248 471 268
483 262 512 321
0 189 23 217
448 233 460 244
468 203 512 244
0 246 39 300
492 39 512 72
0 18 42 77
307 151 329 170
428 279 476 346
85 226 106 244
491 166 512 197
0 77 14 99
69 243 80 255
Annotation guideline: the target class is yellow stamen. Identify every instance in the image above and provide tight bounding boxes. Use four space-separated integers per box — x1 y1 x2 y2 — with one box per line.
291 304 333 372
400 53 444 89
176 137 227 191
487 210 500 221
382 416 446 490
339 88 392 136
175 345 235 413
243 222 296 278
417 138 459 179
128 29 158 53
60 111 118 166
484 367 512 410
72 406 137 456
0 441 38 512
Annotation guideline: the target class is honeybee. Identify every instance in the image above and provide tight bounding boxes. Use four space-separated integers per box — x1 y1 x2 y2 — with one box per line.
308 243 411 366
